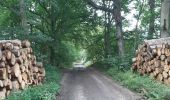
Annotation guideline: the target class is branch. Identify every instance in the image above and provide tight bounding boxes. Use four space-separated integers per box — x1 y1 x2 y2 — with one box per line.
85 0 113 13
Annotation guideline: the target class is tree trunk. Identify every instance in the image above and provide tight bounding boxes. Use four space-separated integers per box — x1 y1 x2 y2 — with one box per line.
114 0 125 57
103 1 111 58
148 0 155 39
20 0 28 34
86 0 125 57
161 0 170 37
49 1 57 65
49 46 55 65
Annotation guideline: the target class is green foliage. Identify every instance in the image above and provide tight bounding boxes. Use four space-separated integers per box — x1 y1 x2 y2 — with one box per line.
6 65 61 100
100 66 170 100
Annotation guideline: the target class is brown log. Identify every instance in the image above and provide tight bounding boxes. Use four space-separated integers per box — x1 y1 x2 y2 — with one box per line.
4 42 14 50
5 50 12 60
16 56 23 65
168 70 170 76
154 60 161 67
11 63 21 78
12 49 20 57
6 90 10 96
27 48 32 53
12 80 19 90
144 37 170 46
33 67 39 73
8 74 11 80
0 62 5 68
164 78 169 84
13 46 20 50
21 65 26 73
157 74 163 81
0 80 3 87
0 88 6 100
160 55 166 61
9 53 16 66
20 81 25 90
165 48 170 56
0 68 7 80
22 40 31 48
36 62 43 68
157 48 162 56
161 48 165 55
22 72 28 83
6 65 11 74
164 65 170 72
6 80 12 90
3 79 8 87
163 71 168 78
18 75 22 84
2 55 6 62
0 50 2 60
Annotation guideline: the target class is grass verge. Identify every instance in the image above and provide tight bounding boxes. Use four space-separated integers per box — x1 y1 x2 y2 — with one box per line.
6 65 61 100
93 63 170 100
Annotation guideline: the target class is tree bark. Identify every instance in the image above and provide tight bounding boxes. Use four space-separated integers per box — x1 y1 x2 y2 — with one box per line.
148 0 155 39
160 0 170 37
20 0 29 34
86 0 125 57
113 0 125 57
103 1 111 58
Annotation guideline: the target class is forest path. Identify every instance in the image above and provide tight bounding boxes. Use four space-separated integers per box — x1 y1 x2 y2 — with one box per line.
57 67 141 100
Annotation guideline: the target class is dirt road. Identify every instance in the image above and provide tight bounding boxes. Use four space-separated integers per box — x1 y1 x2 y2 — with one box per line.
57 68 141 100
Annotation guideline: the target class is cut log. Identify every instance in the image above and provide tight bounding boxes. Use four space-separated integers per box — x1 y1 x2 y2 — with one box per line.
6 90 10 96
11 63 21 78
0 62 5 68
12 80 19 90
0 80 3 87
6 65 11 74
16 56 23 65
18 75 22 84
22 72 28 83
0 40 45 98
4 42 13 50
157 74 163 81
33 67 39 73
163 71 168 78
22 40 31 48
12 49 20 57
36 62 43 68
20 81 25 90
9 53 16 66
0 68 7 80
0 88 6 100
6 80 12 90
5 50 12 60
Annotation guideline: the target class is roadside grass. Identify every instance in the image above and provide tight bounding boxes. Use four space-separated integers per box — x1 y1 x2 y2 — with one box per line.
93 63 170 100
6 65 61 100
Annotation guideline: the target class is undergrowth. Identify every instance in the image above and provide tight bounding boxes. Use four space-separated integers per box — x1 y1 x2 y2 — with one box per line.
93 62 170 100
6 65 61 100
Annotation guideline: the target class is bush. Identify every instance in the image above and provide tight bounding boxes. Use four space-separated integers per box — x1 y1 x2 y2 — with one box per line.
106 67 170 100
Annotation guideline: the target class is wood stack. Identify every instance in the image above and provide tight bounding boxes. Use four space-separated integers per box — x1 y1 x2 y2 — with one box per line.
0 40 45 99
132 38 170 84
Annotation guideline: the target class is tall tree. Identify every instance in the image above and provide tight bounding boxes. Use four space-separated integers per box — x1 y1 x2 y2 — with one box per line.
20 0 28 34
160 0 170 37
103 0 112 58
86 0 125 57
148 0 155 38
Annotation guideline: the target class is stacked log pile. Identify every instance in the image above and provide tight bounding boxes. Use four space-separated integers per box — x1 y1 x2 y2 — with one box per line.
132 38 170 84
0 40 45 99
